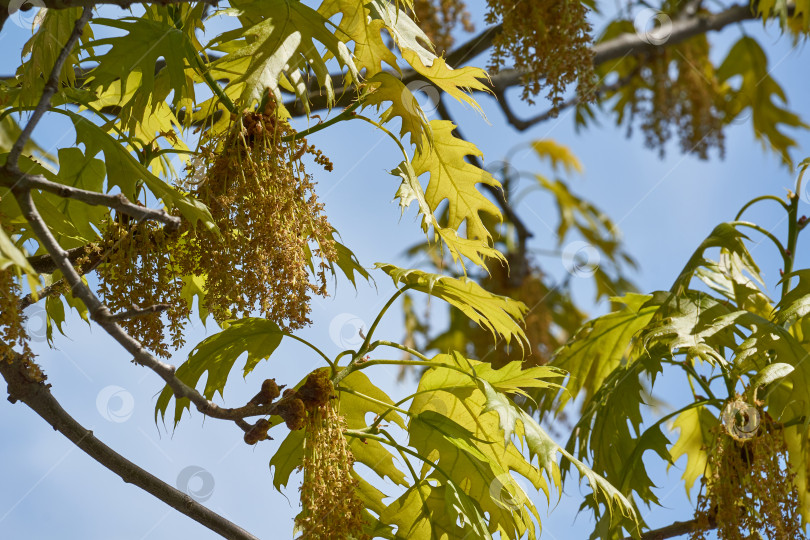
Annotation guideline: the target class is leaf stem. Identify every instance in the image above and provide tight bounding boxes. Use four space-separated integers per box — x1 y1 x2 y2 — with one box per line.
282 332 335 371
678 360 719 401
734 195 789 220
781 182 802 299
281 101 361 142
332 286 414 385
367 339 431 362
194 56 237 115
353 114 411 162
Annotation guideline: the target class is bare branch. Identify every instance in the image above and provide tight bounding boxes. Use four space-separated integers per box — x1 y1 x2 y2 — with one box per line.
18 279 63 310
497 68 641 131
107 303 171 321
0 347 260 540
622 515 716 540
0 168 181 230
7 6 92 168
27 244 96 274
593 4 754 66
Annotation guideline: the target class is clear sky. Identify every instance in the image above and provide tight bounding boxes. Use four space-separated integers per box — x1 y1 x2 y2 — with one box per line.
1 2 810 540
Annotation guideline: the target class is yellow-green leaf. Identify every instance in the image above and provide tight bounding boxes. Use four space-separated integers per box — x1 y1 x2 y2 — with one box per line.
377 264 528 349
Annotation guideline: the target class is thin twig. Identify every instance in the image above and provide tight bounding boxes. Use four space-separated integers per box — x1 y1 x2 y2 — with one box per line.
496 68 641 131
0 346 260 540
107 303 171 322
18 279 64 310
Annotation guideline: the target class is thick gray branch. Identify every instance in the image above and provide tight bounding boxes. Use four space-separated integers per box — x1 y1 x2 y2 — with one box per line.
489 3 755 91
4 170 179 228
0 168 181 230
0 349 259 540
12 188 284 422
283 3 756 116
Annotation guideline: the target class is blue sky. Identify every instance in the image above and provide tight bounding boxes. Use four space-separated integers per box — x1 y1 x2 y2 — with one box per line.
2 2 810 539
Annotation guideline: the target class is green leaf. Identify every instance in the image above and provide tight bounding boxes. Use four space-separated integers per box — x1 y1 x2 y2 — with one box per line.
0 227 37 278
48 148 107 243
45 290 67 345
669 405 719 496
412 120 501 243
86 13 198 111
269 427 304 490
402 51 490 117
329 231 371 290
480 379 638 524
155 318 283 426
337 370 408 487
18 8 91 99
749 362 794 394
717 37 808 167
671 222 761 295
561 358 667 509
391 160 504 269
377 264 528 349
408 357 543 539
213 0 358 111
545 293 657 410
774 269 810 325
318 0 398 75
364 72 432 151
368 0 434 66
0 116 56 166
531 140 584 174
638 291 737 366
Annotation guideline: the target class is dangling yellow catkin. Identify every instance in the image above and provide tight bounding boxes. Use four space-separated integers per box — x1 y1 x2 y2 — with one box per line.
486 0 596 108
295 371 367 540
691 405 804 540
179 97 337 331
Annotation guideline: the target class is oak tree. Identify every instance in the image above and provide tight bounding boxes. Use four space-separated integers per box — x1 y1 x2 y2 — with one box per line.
1 0 809 538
